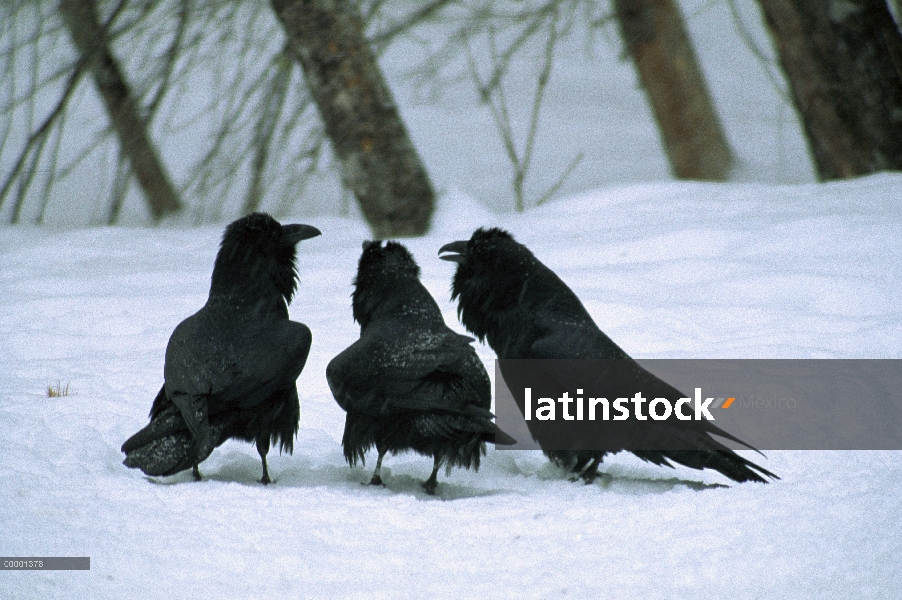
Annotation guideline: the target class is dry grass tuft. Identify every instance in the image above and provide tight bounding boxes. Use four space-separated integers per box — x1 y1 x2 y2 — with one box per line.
47 381 72 397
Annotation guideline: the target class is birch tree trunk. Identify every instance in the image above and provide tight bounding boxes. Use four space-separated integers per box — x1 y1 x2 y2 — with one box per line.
757 0 902 180
271 0 436 238
614 0 733 181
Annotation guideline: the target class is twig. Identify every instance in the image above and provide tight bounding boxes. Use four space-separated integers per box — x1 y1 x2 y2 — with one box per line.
465 3 576 211
243 50 292 215
536 151 583 206
146 0 192 120
36 100 70 224
0 58 88 217
518 6 559 211
0 0 130 221
370 0 457 52
726 0 790 103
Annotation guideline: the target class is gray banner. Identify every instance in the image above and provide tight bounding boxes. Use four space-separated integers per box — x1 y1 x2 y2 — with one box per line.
1 557 90 570
495 359 902 450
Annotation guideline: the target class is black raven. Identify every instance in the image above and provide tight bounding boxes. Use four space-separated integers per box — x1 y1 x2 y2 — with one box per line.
327 241 515 495
121 213 320 484
439 227 777 484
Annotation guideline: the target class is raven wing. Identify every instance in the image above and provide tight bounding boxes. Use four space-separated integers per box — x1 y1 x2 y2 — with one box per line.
163 309 311 443
327 320 490 416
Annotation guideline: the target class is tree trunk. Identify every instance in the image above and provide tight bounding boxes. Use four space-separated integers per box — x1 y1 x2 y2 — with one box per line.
271 0 435 238
614 0 733 181
757 0 902 180
60 0 183 222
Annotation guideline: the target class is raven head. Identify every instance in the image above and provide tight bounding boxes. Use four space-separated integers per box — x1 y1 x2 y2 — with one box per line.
210 212 320 306
439 228 537 341
352 240 423 327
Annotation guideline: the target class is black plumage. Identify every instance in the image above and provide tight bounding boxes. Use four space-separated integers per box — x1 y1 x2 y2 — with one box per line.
121 213 320 484
327 241 515 495
439 227 777 484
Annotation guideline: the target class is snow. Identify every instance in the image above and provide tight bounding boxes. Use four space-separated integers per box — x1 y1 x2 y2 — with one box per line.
2 174 902 598
3 0 902 596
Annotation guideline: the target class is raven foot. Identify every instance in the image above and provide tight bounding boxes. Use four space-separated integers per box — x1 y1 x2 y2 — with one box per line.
421 478 438 495
568 456 605 484
257 439 273 485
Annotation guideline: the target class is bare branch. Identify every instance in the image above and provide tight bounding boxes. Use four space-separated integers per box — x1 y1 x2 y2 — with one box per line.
726 0 791 103
146 0 192 120
519 6 559 210
0 56 88 218
536 151 583 206
243 50 292 215
463 2 579 211
35 99 71 224
370 0 457 52
60 0 183 221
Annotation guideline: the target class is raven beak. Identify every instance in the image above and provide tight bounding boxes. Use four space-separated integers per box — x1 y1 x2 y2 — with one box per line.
281 224 321 246
438 240 468 263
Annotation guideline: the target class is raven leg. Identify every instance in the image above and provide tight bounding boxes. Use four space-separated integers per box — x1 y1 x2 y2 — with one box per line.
422 456 441 495
579 456 602 484
192 464 202 481
369 450 386 486
257 437 272 485
571 454 591 473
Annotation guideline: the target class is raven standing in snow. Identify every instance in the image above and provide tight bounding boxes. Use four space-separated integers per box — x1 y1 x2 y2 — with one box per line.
121 213 320 484
439 228 777 484
327 241 515 495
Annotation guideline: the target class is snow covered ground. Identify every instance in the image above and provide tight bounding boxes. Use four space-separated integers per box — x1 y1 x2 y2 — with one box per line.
3 0 902 596
2 175 901 598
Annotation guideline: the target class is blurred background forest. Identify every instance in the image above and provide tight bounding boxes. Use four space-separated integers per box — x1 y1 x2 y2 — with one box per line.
1 0 901 235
